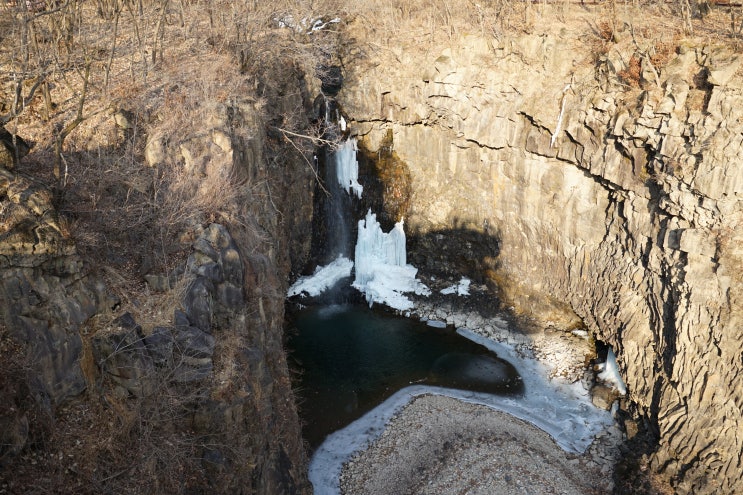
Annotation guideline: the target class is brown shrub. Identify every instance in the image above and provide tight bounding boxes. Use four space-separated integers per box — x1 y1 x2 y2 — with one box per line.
618 54 643 88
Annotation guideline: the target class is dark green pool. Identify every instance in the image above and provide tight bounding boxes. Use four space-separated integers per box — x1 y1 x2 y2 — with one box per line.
286 304 523 448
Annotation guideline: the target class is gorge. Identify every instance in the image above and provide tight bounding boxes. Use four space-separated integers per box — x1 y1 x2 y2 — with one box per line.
1 3 742 494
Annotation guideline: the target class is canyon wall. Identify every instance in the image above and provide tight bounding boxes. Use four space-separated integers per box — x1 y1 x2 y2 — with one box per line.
1 78 315 493
340 20 743 494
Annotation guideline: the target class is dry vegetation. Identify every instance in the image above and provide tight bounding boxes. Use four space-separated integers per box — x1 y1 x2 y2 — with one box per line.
1 0 742 493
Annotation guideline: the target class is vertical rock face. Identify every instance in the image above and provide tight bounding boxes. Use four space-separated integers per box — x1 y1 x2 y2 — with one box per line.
1 81 315 492
1 166 105 407
340 26 742 494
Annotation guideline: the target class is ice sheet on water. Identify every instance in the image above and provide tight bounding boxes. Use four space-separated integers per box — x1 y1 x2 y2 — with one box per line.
309 325 614 495
287 257 354 298
441 277 471 296
426 320 447 328
353 211 429 310
335 139 363 198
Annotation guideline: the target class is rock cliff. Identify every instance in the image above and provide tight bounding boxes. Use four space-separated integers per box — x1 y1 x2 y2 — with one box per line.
340 18 742 494
0 80 315 492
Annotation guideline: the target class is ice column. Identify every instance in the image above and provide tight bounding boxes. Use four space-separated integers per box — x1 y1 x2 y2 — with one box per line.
353 210 429 310
335 139 363 198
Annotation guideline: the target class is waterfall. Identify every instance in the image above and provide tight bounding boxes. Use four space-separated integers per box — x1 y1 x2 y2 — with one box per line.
334 139 363 198
289 126 428 310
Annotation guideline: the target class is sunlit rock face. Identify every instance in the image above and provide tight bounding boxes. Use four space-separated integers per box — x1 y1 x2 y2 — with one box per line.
339 24 743 495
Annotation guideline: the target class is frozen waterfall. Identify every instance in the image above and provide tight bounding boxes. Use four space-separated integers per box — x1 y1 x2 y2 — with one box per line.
335 139 363 198
288 137 429 310
353 210 429 311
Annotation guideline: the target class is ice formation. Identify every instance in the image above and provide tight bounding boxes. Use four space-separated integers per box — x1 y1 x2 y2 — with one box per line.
335 139 363 198
309 325 615 495
287 257 354 297
441 277 471 296
353 210 430 310
598 347 627 395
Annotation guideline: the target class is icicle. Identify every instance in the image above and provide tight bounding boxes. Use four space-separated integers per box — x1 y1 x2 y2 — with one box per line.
335 139 363 198
598 347 627 395
551 84 571 148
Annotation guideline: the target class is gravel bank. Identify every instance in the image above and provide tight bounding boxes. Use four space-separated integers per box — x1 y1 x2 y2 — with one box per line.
340 394 620 495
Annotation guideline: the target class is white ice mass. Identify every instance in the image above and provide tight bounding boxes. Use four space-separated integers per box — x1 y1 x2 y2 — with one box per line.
353 210 430 311
335 139 363 198
287 257 354 297
598 347 627 395
441 277 471 296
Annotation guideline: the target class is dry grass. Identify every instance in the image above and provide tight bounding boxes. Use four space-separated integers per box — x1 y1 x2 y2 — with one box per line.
2 1 743 493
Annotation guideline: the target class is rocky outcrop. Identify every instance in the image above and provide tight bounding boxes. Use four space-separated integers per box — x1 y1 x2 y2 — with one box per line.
0 142 111 470
340 23 742 494
1 79 314 491
1 164 107 407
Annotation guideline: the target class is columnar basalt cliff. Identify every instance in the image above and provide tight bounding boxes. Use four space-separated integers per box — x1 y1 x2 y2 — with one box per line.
340 19 743 494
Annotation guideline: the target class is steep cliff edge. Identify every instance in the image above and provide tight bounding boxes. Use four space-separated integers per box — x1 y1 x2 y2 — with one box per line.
340 13 742 494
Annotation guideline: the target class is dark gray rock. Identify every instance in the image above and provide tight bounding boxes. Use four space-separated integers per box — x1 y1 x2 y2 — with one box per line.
174 309 191 329
217 282 243 311
193 261 223 283
112 312 139 331
183 277 214 333
174 326 215 359
145 326 174 367
92 315 154 397
171 325 215 383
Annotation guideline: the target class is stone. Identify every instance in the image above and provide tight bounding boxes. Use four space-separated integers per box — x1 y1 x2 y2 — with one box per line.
92 315 154 397
0 127 30 170
171 326 215 383
341 28 743 493
0 413 29 464
113 109 134 129
591 384 619 410
174 325 215 359
183 277 214 333
144 326 174 367
144 132 166 167
707 54 742 86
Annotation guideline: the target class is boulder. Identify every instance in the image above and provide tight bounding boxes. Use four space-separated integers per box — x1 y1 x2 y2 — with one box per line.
92 313 155 397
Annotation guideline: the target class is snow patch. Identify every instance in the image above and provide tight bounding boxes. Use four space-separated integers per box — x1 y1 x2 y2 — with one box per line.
287 257 354 298
441 277 471 296
276 15 340 33
335 139 363 198
353 211 430 311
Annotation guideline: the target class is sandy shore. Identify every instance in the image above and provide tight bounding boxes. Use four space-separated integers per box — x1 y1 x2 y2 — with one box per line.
340 394 620 495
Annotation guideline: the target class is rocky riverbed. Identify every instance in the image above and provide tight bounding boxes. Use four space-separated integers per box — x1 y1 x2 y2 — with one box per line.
340 394 622 495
